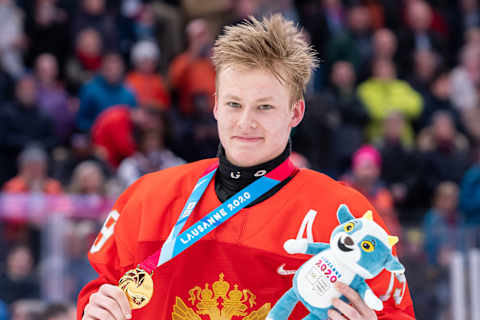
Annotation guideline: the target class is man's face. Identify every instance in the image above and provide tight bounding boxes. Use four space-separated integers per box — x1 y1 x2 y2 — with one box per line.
214 66 304 167
101 55 125 84
353 160 379 185
16 77 37 106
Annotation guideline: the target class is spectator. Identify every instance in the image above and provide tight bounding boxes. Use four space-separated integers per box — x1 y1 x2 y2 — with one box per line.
341 145 402 242
360 28 398 81
0 64 14 102
10 299 44 320
43 303 75 320
327 5 373 74
0 245 40 304
417 68 462 132
407 49 440 97
422 181 464 266
417 111 470 204
0 147 59 264
459 154 480 226
71 0 120 52
319 0 347 36
0 0 25 78
376 112 418 209
63 221 98 301
69 161 106 196
357 58 423 146
450 43 480 112
168 19 216 116
2 146 62 194
51 133 111 187
295 0 340 82
175 91 219 162
451 0 480 50
421 181 464 320
130 3 158 41
295 61 369 176
24 0 69 72
150 1 184 70
118 129 185 188
398 0 448 73
75 52 136 132
465 26 480 46
463 106 480 160
66 28 103 94
460 0 480 30
0 300 8 320
0 75 56 185
67 161 113 218
91 105 162 168
126 40 170 110
34 54 74 144
291 92 335 174
327 61 369 176
372 28 398 61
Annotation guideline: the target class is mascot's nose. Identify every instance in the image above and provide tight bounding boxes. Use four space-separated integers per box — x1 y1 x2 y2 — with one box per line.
344 236 354 246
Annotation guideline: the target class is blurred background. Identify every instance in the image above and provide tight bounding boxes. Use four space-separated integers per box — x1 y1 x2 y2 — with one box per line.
0 0 479 319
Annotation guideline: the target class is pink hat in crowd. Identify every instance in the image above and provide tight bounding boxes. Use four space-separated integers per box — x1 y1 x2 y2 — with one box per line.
352 145 382 169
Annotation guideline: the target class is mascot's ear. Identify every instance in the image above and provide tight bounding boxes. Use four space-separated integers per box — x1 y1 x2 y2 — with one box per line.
385 255 405 273
337 204 355 224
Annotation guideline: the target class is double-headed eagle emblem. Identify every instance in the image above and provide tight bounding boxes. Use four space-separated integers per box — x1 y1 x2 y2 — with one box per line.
172 273 270 320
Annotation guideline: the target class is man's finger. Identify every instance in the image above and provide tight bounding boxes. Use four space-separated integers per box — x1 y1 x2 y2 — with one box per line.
328 308 348 320
84 304 115 320
92 296 126 320
99 284 132 319
332 298 361 319
335 281 372 316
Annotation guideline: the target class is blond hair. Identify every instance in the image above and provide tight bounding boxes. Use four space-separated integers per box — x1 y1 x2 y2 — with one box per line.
212 14 318 102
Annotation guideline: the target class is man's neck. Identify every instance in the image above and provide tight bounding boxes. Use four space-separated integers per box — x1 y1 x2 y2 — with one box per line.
215 142 292 204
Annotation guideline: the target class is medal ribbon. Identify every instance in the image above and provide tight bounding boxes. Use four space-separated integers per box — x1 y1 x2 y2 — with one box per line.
138 158 296 274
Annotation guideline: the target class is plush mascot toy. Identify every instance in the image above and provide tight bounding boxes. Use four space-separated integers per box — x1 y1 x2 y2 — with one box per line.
267 204 404 320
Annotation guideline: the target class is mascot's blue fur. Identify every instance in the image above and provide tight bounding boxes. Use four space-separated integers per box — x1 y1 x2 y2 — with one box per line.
267 204 405 320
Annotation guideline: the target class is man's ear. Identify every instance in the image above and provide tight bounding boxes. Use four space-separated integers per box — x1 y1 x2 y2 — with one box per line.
213 93 219 120
290 99 305 128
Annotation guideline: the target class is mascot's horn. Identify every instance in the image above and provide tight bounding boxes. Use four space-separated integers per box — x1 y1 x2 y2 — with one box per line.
388 236 399 248
362 210 373 220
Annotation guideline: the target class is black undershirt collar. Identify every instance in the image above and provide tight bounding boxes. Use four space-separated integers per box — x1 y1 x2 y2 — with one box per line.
214 141 297 206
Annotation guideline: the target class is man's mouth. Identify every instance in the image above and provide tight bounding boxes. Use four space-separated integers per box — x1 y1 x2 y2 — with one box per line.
233 136 263 142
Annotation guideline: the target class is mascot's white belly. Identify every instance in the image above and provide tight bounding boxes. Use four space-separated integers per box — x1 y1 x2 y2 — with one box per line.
297 249 355 308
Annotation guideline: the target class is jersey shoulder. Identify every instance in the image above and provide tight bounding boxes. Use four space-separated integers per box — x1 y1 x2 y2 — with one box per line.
295 169 365 200
112 158 217 223
127 158 218 195
293 168 376 217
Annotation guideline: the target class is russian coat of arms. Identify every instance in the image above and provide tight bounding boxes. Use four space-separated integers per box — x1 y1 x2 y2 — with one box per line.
172 273 271 320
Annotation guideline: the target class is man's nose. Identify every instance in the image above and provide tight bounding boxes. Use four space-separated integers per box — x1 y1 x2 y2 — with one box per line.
237 108 257 129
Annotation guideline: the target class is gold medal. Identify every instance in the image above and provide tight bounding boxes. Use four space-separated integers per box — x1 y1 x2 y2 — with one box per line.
118 268 154 309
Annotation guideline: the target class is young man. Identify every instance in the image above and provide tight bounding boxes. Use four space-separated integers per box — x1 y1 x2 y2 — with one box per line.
79 15 415 320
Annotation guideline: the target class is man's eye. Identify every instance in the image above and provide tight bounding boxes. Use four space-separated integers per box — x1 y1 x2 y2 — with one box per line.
258 104 273 110
227 102 241 108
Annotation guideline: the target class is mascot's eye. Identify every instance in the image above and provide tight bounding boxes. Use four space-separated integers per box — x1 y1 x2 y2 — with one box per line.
361 241 374 252
344 222 354 232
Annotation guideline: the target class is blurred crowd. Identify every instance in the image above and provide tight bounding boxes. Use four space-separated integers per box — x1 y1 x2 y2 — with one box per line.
0 0 479 319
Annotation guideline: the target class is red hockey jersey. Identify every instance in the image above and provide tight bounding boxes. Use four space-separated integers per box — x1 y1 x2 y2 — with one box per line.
77 159 416 319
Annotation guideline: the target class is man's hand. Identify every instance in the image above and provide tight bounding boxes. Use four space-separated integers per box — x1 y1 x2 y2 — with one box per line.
328 282 378 320
83 284 132 320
